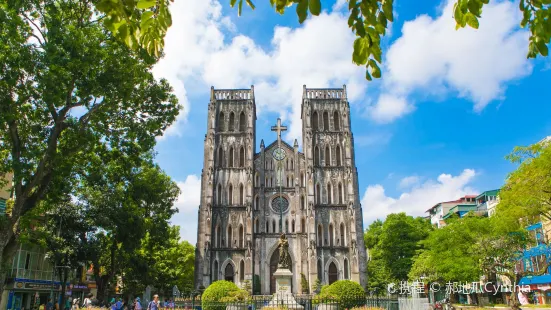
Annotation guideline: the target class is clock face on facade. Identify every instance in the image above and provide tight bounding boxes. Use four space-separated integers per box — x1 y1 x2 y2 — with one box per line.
272 147 286 161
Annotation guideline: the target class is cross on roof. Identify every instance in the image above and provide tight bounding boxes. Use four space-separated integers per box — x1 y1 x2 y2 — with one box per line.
270 118 287 147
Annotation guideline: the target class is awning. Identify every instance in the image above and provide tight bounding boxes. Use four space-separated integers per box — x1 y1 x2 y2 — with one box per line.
519 274 551 285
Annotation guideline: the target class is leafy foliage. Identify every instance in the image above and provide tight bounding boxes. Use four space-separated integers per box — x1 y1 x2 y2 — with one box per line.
301 273 310 294
318 280 365 308
202 281 244 310
453 0 550 58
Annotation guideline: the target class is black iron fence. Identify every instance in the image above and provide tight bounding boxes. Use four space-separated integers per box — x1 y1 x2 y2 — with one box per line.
176 295 399 310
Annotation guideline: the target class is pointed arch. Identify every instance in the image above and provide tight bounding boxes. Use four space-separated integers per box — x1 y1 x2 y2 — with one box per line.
213 260 219 281
327 183 332 204
334 111 340 130
291 219 295 233
239 183 244 205
218 112 225 131
239 147 245 167
291 159 294 170
300 195 305 210
328 261 338 284
317 259 323 281
336 145 342 166
329 223 334 246
228 147 234 168
254 218 259 233
255 172 259 187
301 218 306 233
225 261 235 282
312 111 319 130
215 224 221 247
266 220 270 233
218 147 224 167
227 224 233 248
316 183 321 205
323 111 329 131
272 220 276 233
317 224 323 246
285 219 289 233
291 174 294 187
325 146 331 167
239 225 244 248
254 195 259 210
300 172 305 187
314 146 320 166
239 111 246 131
229 112 235 131
240 259 245 282
217 184 222 205
340 223 345 246
338 182 343 204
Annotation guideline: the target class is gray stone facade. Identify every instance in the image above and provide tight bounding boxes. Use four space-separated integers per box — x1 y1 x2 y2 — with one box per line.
194 85 368 294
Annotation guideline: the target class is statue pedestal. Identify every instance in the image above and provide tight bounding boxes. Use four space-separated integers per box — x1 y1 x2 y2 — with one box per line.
265 269 304 310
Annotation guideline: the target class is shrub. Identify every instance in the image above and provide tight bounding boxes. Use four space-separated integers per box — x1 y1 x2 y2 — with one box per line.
319 280 365 309
202 281 248 310
313 278 322 294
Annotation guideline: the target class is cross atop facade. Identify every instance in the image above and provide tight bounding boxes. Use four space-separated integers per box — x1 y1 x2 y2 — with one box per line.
270 118 287 147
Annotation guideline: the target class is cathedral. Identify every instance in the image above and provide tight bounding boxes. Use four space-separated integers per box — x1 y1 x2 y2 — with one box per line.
194 85 368 294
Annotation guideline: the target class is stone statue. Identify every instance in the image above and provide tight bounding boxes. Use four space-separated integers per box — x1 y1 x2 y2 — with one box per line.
277 234 291 270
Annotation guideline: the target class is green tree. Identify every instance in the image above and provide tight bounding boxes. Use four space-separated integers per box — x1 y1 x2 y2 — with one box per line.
0 0 179 302
105 0 550 82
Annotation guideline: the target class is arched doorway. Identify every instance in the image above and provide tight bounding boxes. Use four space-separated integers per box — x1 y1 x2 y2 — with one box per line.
269 249 293 293
328 262 338 284
225 263 234 282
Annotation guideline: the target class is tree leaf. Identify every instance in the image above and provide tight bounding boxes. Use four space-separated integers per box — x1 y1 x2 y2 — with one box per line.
308 0 321 16
137 0 157 9
382 0 393 22
296 0 308 23
352 37 368 65
246 0 256 9
535 37 549 56
465 13 479 29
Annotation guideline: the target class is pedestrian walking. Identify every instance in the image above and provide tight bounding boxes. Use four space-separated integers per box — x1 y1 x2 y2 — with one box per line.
134 298 142 310
82 294 93 310
147 295 159 310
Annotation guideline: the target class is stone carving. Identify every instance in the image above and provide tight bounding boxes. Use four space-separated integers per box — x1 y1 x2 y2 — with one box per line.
278 234 292 270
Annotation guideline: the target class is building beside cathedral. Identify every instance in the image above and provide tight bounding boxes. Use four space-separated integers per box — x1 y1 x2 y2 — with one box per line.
194 85 368 294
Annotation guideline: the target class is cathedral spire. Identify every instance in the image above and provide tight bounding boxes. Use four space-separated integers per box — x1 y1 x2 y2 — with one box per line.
260 139 265 148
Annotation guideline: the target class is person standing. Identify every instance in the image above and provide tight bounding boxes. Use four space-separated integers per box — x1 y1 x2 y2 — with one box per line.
147 295 159 310
82 294 93 310
134 298 142 310
46 299 54 310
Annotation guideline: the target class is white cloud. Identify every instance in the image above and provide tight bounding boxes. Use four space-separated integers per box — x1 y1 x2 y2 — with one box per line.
398 175 420 189
361 169 477 225
368 94 413 123
171 175 201 243
367 0 532 122
153 0 368 141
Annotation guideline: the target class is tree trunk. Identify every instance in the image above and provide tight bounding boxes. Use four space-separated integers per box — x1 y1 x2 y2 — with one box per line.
509 274 521 310
60 268 68 310
0 231 20 306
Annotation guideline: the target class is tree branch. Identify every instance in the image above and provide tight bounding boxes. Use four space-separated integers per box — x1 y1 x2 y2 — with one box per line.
22 13 47 45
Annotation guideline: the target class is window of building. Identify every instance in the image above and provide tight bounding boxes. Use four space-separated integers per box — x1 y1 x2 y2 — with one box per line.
239 184 244 205
218 112 225 131
317 225 323 246
338 183 343 204
255 196 259 210
239 147 245 167
316 184 321 204
325 146 330 166
334 111 340 130
239 225 244 248
327 183 332 204
228 147 234 168
227 225 233 248
314 147 320 166
229 112 235 131
323 112 329 131
340 223 345 246
301 218 306 233
336 146 342 166
240 260 245 281
239 112 246 131
329 224 334 246
228 185 233 205
312 112 319 130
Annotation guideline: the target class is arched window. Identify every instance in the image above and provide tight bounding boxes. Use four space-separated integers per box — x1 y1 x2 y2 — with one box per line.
292 220 295 233
217 184 222 205
239 112 246 131
314 147 320 166
328 262 338 284
291 174 294 187
239 225 244 248
239 147 245 167
266 221 269 233
255 196 259 210
301 195 305 210
329 224 334 246
317 225 323 246
213 260 219 281
291 159 294 170
228 184 233 205
312 112 319 130
325 146 331 166
317 259 323 281
218 112 225 131
285 220 289 233
336 146 342 166
227 225 233 248
272 220 276 233
316 184 321 204
338 183 343 204
300 173 305 187
323 111 329 131
279 219 282 233
218 148 224 167
327 183 332 204
240 260 245 282
239 184 244 205
344 258 349 279
225 263 234 282
216 225 221 247
229 112 235 131
228 147 234 168
254 218 259 233
340 223 345 246
334 111 340 130
301 218 306 233
286 176 290 187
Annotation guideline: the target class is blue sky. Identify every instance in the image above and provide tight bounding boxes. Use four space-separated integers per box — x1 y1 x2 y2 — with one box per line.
151 0 551 243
